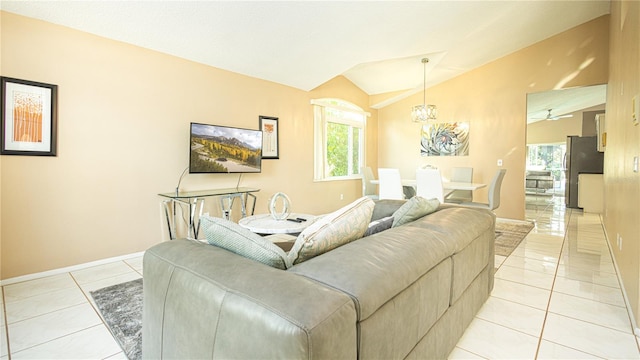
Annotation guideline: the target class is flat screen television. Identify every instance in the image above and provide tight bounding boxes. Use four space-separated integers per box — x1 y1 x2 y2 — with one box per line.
189 122 263 173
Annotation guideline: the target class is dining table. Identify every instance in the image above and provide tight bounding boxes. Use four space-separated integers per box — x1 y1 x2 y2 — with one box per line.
369 179 486 197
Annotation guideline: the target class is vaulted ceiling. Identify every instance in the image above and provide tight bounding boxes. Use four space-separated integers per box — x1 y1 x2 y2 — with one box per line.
1 0 610 112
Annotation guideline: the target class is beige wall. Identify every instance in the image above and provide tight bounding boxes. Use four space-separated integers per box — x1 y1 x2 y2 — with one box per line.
0 12 375 279
604 0 640 328
377 15 609 220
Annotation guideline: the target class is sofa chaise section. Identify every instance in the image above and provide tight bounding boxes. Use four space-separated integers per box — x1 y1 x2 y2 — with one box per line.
143 239 357 359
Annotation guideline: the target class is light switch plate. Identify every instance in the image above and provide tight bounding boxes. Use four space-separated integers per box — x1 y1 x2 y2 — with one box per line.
634 156 639 173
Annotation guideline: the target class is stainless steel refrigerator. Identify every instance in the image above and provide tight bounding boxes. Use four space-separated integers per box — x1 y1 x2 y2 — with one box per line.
564 136 604 208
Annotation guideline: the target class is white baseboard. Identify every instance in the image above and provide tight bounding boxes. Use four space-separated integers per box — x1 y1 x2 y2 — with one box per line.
0 251 145 287
601 217 640 336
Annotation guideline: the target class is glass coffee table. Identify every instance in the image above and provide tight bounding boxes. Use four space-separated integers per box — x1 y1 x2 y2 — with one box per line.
238 213 317 235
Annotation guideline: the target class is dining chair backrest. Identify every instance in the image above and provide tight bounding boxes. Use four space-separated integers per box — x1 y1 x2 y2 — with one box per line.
360 166 379 199
415 168 444 202
487 169 507 210
377 168 404 200
445 167 473 203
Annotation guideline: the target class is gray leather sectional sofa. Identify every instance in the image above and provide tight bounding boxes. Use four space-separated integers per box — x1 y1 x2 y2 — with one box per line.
142 201 495 359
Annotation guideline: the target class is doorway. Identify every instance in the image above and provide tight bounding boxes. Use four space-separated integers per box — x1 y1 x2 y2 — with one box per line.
525 84 607 211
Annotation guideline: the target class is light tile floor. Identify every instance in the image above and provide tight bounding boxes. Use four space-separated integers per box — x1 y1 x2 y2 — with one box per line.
1 196 639 359
1 257 143 359
451 195 640 359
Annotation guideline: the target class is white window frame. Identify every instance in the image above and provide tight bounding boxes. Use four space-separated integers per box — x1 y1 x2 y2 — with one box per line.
311 98 370 181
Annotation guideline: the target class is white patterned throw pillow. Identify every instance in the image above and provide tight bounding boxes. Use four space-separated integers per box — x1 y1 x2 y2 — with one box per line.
201 216 291 270
392 196 440 227
288 197 375 265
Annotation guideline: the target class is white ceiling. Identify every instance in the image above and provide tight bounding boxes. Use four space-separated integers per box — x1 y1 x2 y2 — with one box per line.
1 0 610 110
526 84 607 124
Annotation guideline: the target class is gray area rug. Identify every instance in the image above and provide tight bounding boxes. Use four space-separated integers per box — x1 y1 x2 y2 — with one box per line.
494 219 535 257
91 278 143 360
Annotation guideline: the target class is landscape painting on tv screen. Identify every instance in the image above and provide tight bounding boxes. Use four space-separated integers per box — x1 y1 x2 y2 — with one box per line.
190 123 262 173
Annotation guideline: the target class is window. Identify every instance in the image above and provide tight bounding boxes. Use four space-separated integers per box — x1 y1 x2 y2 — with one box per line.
312 98 369 181
526 143 566 190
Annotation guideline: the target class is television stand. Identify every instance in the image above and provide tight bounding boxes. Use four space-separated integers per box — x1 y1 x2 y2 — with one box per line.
158 187 260 240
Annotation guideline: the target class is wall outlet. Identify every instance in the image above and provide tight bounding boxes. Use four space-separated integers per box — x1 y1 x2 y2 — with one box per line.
340 194 344 200
497 159 503 166
617 233 622 251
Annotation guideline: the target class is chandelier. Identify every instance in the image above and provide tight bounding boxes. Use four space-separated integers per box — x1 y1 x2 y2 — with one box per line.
411 58 437 122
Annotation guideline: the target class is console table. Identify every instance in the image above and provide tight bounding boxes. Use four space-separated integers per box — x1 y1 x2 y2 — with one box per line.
159 187 260 240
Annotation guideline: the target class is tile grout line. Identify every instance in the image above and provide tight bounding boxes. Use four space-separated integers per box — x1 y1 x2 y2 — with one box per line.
1 286 12 359
63 265 123 359
532 206 571 359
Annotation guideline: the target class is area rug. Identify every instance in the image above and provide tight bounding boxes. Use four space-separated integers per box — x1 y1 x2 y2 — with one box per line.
494 218 535 257
90 278 143 360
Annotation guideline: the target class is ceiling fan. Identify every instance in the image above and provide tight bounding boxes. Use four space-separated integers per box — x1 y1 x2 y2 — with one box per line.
542 109 573 121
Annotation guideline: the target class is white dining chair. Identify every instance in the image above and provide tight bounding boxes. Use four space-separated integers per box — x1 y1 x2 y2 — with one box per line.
377 168 404 200
360 166 379 200
460 169 506 211
415 168 444 202
445 167 473 203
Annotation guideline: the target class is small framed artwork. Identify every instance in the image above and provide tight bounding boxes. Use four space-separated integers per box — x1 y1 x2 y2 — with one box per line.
259 115 279 159
1 77 58 156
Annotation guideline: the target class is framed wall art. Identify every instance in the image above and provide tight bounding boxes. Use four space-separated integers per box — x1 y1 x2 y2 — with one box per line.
259 115 279 159
420 122 469 157
1 76 58 156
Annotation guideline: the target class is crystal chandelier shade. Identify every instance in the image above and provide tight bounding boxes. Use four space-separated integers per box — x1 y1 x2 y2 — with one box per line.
411 58 437 123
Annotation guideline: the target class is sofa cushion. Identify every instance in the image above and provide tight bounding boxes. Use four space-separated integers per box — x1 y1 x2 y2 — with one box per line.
288 197 375 265
200 216 291 269
392 196 440 227
289 220 455 322
364 216 394 237
371 199 406 221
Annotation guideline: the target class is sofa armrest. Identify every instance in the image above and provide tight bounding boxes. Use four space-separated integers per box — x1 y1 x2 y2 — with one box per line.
143 239 356 359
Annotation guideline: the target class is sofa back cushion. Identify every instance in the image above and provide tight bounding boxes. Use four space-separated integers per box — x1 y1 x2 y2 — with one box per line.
201 216 291 269
370 199 406 221
288 197 375 265
363 216 394 237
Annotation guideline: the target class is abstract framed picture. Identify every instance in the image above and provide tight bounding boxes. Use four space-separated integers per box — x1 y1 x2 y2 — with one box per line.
420 122 469 156
259 115 279 159
1 77 58 156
